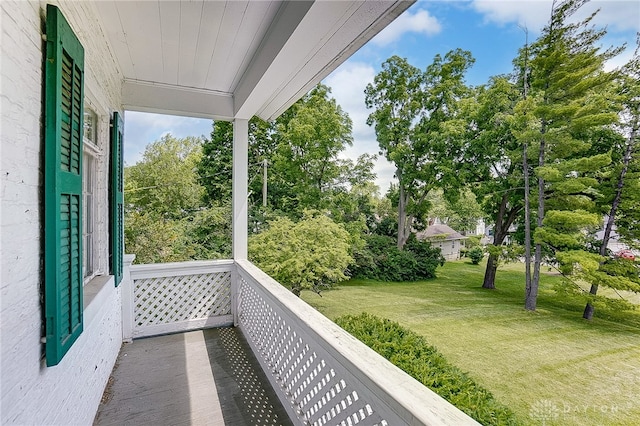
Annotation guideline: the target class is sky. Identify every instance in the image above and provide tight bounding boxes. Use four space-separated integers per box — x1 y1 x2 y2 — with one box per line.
124 0 639 193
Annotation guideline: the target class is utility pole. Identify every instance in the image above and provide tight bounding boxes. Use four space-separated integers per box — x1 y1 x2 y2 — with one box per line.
262 159 268 207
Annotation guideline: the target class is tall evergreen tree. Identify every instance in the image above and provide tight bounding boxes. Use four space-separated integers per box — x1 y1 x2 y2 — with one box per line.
583 41 640 319
523 0 622 310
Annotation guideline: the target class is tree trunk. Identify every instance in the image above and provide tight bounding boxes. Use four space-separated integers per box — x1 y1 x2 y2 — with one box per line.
523 142 533 304
481 192 521 289
398 183 407 249
482 253 499 289
527 128 546 311
397 175 411 250
583 125 637 319
522 35 532 303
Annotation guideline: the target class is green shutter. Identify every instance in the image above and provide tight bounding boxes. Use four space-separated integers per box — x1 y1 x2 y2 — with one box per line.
44 4 84 367
110 112 124 286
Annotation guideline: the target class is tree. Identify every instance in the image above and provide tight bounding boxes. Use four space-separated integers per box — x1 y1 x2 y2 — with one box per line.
198 117 274 206
125 134 232 263
272 84 356 214
124 211 196 264
583 42 640 319
523 0 622 310
462 76 525 289
427 189 484 235
249 214 353 296
365 50 475 249
350 233 445 282
198 85 374 223
126 134 204 219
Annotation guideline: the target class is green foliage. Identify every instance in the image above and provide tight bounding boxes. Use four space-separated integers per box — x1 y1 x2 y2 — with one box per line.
485 243 524 265
125 134 204 219
464 235 482 249
427 189 484 235
124 211 195 264
248 214 353 296
335 313 518 425
198 117 275 206
188 203 232 259
468 246 484 265
365 50 475 248
124 134 232 263
303 262 640 424
521 0 623 308
458 75 525 289
351 234 444 281
198 85 378 242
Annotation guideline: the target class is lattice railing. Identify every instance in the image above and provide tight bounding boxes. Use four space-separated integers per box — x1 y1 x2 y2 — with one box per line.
235 260 479 426
121 258 478 424
128 260 234 338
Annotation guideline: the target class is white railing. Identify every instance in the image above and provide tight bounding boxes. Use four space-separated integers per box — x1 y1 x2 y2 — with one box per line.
235 260 479 426
122 258 478 425
126 260 234 338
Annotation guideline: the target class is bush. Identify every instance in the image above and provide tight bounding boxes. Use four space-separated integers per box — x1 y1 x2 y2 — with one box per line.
336 313 519 426
465 234 482 249
468 246 484 265
350 234 445 281
249 214 353 296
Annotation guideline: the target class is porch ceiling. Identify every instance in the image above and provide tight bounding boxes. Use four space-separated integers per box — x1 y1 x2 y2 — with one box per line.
95 0 414 121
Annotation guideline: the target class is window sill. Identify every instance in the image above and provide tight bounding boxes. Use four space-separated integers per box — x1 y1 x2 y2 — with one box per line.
84 275 115 328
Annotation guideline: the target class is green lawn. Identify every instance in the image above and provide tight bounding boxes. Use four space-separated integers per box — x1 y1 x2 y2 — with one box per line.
301 260 640 426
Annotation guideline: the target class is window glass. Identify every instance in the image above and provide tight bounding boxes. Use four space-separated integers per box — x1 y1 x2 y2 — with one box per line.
84 109 97 144
83 105 98 282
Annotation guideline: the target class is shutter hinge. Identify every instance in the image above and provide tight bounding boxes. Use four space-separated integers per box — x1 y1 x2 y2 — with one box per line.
42 34 47 41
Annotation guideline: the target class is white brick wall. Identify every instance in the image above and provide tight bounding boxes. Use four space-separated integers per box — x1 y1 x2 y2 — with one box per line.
1 1 124 424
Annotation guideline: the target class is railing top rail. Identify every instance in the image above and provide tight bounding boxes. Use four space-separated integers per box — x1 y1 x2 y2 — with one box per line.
130 259 234 280
235 259 479 426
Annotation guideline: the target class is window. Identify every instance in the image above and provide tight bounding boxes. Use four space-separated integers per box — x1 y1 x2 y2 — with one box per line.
83 107 100 282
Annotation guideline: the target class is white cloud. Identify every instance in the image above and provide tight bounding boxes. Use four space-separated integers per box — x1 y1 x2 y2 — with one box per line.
472 0 639 34
325 61 397 192
124 111 211 165
576 1 640 33
472 0 552 31
372 9 442 47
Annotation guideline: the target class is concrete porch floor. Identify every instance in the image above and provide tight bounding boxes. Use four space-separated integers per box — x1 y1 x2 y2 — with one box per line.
93 328 293 426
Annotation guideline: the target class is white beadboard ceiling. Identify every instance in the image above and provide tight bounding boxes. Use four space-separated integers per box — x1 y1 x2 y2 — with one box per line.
95 0 414 121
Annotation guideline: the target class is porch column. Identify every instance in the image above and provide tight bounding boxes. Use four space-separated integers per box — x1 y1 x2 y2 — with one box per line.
232 119 248 260
121 254 136 342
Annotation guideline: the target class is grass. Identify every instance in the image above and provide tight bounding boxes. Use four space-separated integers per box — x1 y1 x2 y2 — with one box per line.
301 260 640 426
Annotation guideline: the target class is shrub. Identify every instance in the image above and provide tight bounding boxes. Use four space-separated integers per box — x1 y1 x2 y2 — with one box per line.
336 313 519 425
249 214 353 296
350 234 444 281
468 246 484 265
465 234 482 249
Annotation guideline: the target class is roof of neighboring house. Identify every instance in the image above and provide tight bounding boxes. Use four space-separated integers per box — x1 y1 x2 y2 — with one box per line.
416 224 467 241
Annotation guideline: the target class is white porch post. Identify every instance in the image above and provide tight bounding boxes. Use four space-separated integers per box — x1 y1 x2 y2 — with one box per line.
121 254 136 342
232 119 249 260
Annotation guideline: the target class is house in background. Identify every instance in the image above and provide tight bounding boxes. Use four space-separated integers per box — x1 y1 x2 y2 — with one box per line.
1 1 477 424
417 224 467 261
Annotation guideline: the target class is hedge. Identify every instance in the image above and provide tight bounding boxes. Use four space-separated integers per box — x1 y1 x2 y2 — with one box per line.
335 313 520 425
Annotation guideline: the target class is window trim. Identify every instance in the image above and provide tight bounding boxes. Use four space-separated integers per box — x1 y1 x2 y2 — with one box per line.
82 105 102 284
